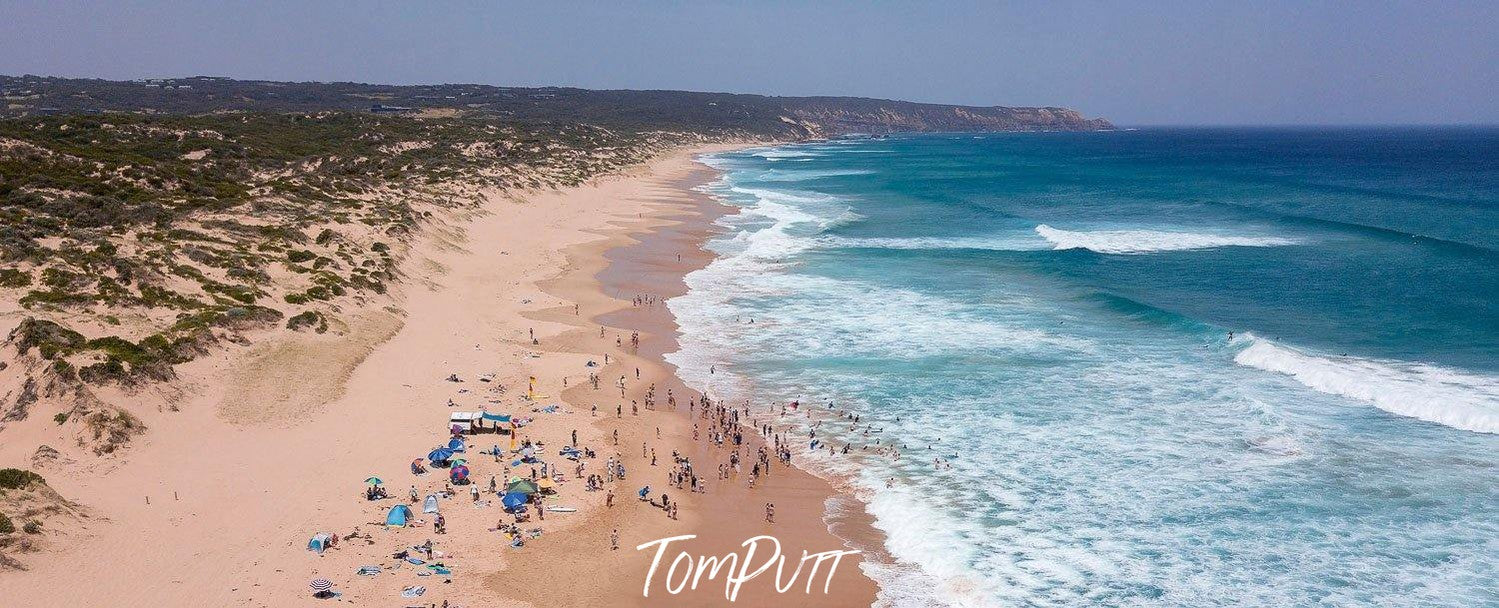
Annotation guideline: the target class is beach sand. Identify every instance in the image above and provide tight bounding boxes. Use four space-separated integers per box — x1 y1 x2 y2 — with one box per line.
0 144 878 607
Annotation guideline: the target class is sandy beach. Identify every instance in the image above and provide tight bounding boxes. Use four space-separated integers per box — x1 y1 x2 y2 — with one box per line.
0 144 878 607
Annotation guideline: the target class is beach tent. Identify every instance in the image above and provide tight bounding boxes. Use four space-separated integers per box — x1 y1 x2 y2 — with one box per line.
447 438 466 452
423 494 440 514
501 492 528 511
505 479 539 496
308 533 334 554
385 504 414 527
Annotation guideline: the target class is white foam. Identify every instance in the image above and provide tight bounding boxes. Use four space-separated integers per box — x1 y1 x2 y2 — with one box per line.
1035 224 1300 254
821 235 1047 252
1234 335 1499 433
755 168 875 182
751 148 823 161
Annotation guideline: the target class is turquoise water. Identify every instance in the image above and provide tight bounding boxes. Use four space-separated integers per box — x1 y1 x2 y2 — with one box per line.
666 129 1498 607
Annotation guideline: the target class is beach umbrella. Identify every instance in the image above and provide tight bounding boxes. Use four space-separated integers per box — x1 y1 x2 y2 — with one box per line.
505 479 539 495
450 458 467 467
537 477 556 492
309 579 333 593
501 492 528 510
450 465 470 480
365 476 383 486
427 448 453 462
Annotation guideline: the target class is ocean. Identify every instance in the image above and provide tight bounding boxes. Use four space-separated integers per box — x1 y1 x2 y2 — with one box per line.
666 128 1498 607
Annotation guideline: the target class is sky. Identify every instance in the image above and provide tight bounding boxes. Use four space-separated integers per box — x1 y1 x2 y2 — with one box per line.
1 1 1495 125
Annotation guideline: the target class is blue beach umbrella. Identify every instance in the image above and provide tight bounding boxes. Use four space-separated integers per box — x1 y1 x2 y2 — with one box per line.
427 448 454 463
501 492 528 510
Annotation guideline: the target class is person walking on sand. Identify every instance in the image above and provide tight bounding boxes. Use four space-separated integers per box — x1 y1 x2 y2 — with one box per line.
765 502 775 523
610 529 620 550
606 490 615 508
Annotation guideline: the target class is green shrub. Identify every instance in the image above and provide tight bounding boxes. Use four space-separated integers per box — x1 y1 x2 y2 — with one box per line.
11 318 86 358
0 469 44 490
0 268 30 288
22 520 41 534
286 310 327 333
286 250 316 263
0 513 13 534
53 412 68 425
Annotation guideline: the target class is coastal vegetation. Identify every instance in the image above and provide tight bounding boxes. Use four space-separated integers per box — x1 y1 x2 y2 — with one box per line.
0 111 690 388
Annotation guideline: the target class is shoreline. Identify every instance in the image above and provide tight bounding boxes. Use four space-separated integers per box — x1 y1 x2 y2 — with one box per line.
494 145 882 606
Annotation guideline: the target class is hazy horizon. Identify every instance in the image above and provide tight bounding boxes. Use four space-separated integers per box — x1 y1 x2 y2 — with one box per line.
2 1 1495 126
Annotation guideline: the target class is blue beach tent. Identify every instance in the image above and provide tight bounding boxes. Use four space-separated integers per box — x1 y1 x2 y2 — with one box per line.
385 504 414 527
308 533 334 553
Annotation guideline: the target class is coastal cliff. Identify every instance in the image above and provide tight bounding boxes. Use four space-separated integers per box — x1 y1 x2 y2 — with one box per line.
780 98 1113 136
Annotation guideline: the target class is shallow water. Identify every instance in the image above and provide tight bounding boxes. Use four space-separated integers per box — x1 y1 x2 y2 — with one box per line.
668 129 1499 607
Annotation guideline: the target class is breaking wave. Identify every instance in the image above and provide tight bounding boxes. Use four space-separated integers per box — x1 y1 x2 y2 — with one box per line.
1035 224 1300 254
1234 335 1499 433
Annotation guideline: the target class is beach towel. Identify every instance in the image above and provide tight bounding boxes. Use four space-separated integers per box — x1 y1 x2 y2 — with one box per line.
357 565 381 576
401 586 426 598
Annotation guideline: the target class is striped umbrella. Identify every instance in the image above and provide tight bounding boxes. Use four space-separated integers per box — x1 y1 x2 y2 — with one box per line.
309 579 333 593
